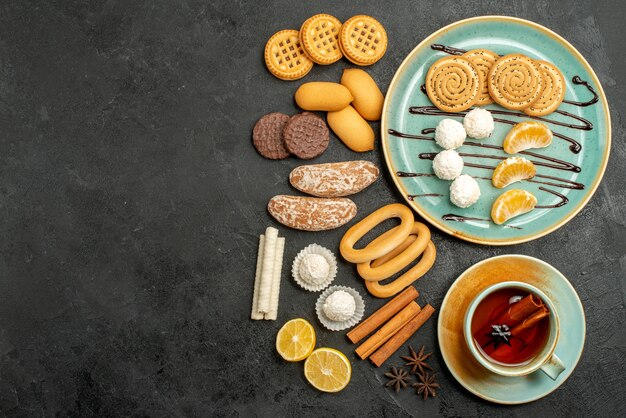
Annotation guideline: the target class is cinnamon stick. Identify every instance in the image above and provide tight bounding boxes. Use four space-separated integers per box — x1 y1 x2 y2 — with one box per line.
370 304 435 367
355 301 421 360
485 306 550 357
511 305 550 335
346 286 419 344
474 294 544 348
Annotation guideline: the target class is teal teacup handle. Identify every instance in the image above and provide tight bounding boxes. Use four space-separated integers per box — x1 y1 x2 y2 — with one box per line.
539 353 565 380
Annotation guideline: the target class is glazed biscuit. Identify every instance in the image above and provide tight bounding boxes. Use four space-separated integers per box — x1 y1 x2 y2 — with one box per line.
299 14 343 65
268 195 357 231
488 54 542 110
265 30 314 80
462 49 499 105
289 160 379 197
524 60 566 116
425 56 482 113
339 15 387 66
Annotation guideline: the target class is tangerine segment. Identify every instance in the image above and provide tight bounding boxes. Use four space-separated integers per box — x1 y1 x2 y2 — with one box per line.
276 318 316 362
503 121 553 154
491 189 538 225
492 157 536 189
304 348 352 392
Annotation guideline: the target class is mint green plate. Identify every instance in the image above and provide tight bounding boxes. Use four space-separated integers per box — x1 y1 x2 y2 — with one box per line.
381 16 611 245
437 255 585 404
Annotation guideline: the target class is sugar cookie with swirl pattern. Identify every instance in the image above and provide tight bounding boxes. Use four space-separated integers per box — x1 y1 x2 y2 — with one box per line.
523 60 566 116
425 56 482 113
488 54 542 110
462 49 499 105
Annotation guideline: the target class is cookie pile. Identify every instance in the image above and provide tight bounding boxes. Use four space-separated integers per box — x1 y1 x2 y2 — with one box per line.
264 14 388 80
294 68 384 152
253 112 329 160
267 160 380 231
425 50 566 116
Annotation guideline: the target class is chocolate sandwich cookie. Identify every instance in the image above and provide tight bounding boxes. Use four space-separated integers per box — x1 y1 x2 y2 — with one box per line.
253 112 291 159
283 113 329 159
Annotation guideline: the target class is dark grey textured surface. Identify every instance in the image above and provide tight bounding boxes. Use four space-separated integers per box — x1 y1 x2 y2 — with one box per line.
0 0 624 417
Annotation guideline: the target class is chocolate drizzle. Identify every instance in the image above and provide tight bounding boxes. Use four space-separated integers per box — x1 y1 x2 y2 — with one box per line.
396 171 435 178
419 151 580 173
388 129 432 141
397 169 582 190
441 214 522 230
388 128 584 189
562 76 599 107
409 106 586 153
408 194 443 200
535 187 569 208
431 44 466 55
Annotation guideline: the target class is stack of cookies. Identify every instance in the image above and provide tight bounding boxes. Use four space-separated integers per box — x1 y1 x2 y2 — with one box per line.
253 111 330 160
264 14 388 81
425 50 566 116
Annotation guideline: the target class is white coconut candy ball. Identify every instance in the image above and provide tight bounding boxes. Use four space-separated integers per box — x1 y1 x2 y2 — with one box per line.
433 149 464 180
435 118 466 149
322 290 356 322
463 108 494 139
450 174 481 208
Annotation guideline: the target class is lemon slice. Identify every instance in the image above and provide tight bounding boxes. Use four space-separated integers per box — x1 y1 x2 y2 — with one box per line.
491 189 538 225
276 318 316 362
503 121 553 154
304 347 352 392
492 157 536 188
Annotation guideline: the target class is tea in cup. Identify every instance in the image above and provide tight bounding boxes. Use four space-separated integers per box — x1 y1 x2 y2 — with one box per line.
463 281 565 379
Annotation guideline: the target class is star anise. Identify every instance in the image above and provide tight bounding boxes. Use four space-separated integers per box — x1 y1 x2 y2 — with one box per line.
412 372 440 400
486 324 512 349
401 345 433 375
384 366 411 392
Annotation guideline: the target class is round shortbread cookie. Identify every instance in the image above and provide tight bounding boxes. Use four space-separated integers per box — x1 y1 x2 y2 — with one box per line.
264 30 314 81
339 15 387 66
299 14 343 65
488 54 542 110
425 56 482 113
462 49 499 105
524 60 566 116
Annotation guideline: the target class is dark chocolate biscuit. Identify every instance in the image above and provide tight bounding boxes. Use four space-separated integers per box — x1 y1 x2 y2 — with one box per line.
283 113 329 159
253 112 290 159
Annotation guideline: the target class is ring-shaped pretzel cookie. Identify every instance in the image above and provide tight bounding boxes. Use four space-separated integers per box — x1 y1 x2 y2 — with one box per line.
339 203 414 264
365 241 437 298
356 222 431 282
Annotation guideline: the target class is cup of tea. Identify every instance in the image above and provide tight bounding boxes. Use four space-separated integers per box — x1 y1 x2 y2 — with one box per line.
463 281 565 380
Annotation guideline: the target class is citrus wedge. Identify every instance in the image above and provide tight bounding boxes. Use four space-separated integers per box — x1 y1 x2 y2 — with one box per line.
492 157 536 188
491 189 538 225
276 318 316 362
304 348 352 392
503 121 553 154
